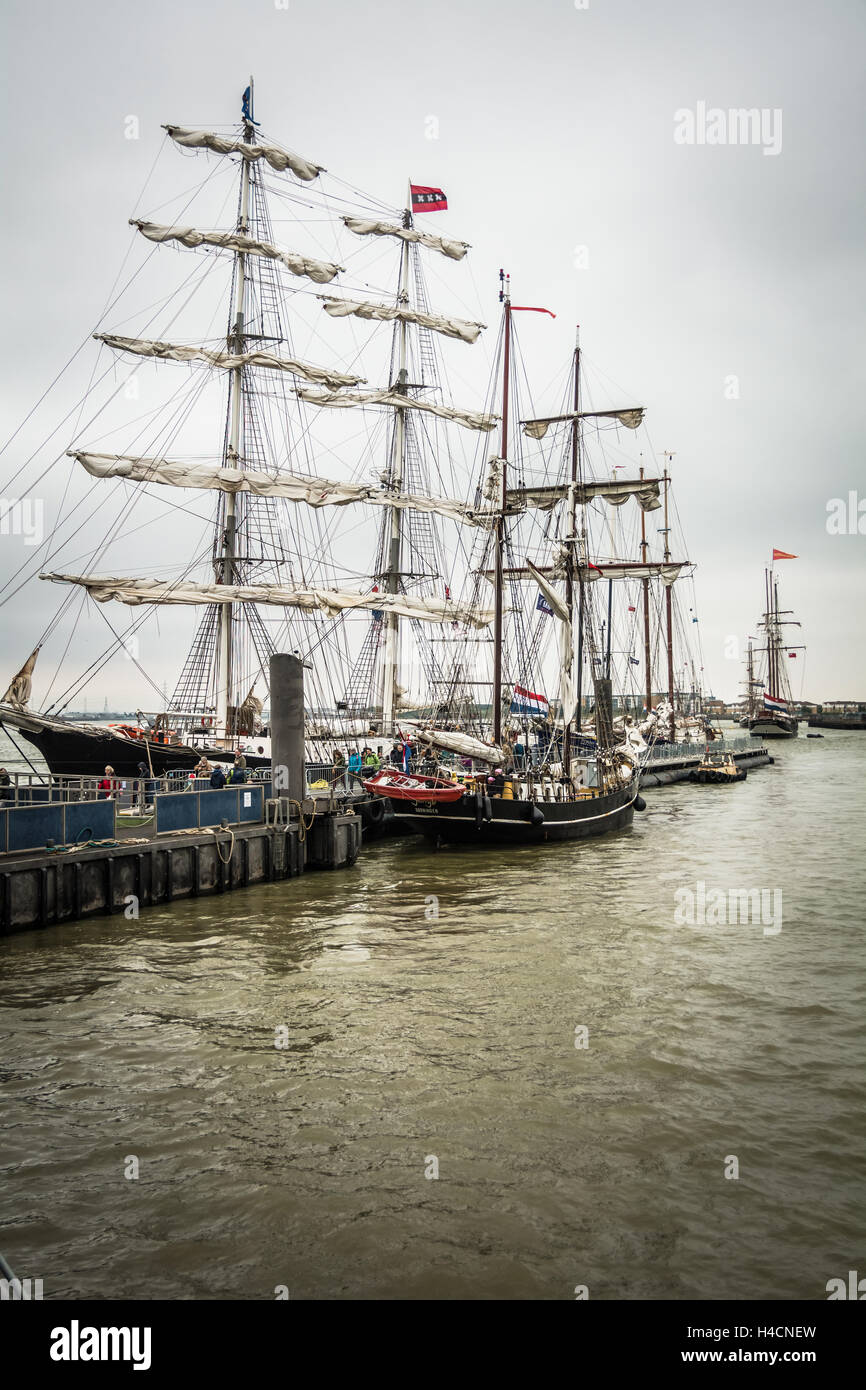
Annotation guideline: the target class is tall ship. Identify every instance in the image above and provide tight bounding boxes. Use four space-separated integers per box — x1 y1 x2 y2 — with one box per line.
371 276 696 844
0 84 499 777
747 561 803 739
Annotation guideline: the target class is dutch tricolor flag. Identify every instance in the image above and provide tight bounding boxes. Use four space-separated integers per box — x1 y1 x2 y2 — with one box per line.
510 685 549 716
763 691 788 713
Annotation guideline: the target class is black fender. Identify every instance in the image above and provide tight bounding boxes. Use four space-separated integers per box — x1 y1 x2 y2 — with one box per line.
634 794 647 812
361 797 386 828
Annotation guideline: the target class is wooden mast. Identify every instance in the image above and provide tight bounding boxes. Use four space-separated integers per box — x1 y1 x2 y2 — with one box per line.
492 271 511 747
662 455 675 739
639 463 653 713
564 328 581 771
381 192 412 733
217 76 253 740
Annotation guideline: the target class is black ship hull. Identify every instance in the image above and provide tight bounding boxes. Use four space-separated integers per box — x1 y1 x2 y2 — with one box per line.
394 778 637 845
9 721 203 777
807 715 866 730
748 715 798 740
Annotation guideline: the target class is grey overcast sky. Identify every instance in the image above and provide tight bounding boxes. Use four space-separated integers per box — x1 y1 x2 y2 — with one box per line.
1 0 864 704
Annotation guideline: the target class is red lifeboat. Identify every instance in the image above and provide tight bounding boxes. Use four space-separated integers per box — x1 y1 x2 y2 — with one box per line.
362 769 463 803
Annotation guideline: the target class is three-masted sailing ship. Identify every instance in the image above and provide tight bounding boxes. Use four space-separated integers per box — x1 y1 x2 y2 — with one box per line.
0 84 502 777
746 559 803 739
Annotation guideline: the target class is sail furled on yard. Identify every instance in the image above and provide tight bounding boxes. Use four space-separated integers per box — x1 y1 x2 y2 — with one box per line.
296 386 498 433
525 562 576 727
95 335 362 391
341 216 469 262
40 574 496 628
320 297 485 344
522 408 646 440
508 478 662 514
70 453 496 528
164 126 322 181
406 725 504 765
132 220 342 284
581 562 685 585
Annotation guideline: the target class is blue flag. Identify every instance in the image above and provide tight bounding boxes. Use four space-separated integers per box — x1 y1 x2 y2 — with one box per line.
536 592 553 616
242 86 260 126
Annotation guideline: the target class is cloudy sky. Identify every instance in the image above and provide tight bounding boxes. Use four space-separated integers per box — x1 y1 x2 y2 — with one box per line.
1 0 864 705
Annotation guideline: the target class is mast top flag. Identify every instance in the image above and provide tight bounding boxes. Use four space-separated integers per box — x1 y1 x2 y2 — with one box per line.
772 548 797 560
410 184 447 212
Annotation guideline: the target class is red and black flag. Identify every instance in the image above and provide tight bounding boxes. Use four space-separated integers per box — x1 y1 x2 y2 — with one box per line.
411 183 448 212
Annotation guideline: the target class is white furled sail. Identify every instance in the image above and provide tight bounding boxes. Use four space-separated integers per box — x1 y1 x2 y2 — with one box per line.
70 453 495 528
296 385 498 433
582 562 684 585
405 724 504 765
40 574 495 628
164 125 322 181
508 478 662 514
341 216 469 262
526 561 576 727
320 296 484 344
95 334 362 391
132 220 342 284
522 408 646 440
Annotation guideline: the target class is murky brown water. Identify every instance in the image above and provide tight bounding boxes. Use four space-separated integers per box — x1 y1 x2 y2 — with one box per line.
1 731 864 1299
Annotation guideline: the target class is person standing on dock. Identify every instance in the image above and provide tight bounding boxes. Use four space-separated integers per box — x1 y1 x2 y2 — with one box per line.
332 747 347 791
209 765 227 789
348 748 363 788
0 769 12 803
98 765 116 799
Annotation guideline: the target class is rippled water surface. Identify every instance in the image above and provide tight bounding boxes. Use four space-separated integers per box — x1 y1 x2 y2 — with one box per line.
1 732 864 1299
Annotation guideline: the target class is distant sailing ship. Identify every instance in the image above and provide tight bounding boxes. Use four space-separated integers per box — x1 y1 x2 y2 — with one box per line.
746 554 803 740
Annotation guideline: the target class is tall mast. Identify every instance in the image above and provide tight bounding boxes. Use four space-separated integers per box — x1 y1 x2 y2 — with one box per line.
216 77 253 738
639 463 653 712
746 637 755 716
564 327 581 771
662 454 675 738
492 270 511 746
381 196 412 733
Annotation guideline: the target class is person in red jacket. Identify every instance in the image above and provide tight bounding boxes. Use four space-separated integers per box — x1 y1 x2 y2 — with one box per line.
97 765 116 799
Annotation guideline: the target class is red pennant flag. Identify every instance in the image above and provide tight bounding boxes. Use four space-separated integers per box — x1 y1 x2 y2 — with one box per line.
411 184 447 212
772 548 797 560
512 305 556 317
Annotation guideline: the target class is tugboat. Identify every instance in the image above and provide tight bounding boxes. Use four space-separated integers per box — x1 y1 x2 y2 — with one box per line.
689 749 746 784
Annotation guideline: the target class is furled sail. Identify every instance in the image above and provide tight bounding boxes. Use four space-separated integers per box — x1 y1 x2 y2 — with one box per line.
581 562 685 585
522 408 646 440
132 220 342 284
320 296 484 344
70 453 495 528
164 126 322 181
1 646 40 710
95 334 362 391
342 216 469 262
526 562 576 727
405 724 504 765
296 386 498 433
508 478 662 514
40 574 495 628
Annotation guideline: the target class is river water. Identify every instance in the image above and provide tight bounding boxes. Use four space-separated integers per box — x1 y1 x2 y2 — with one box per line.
0 729 863 1300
